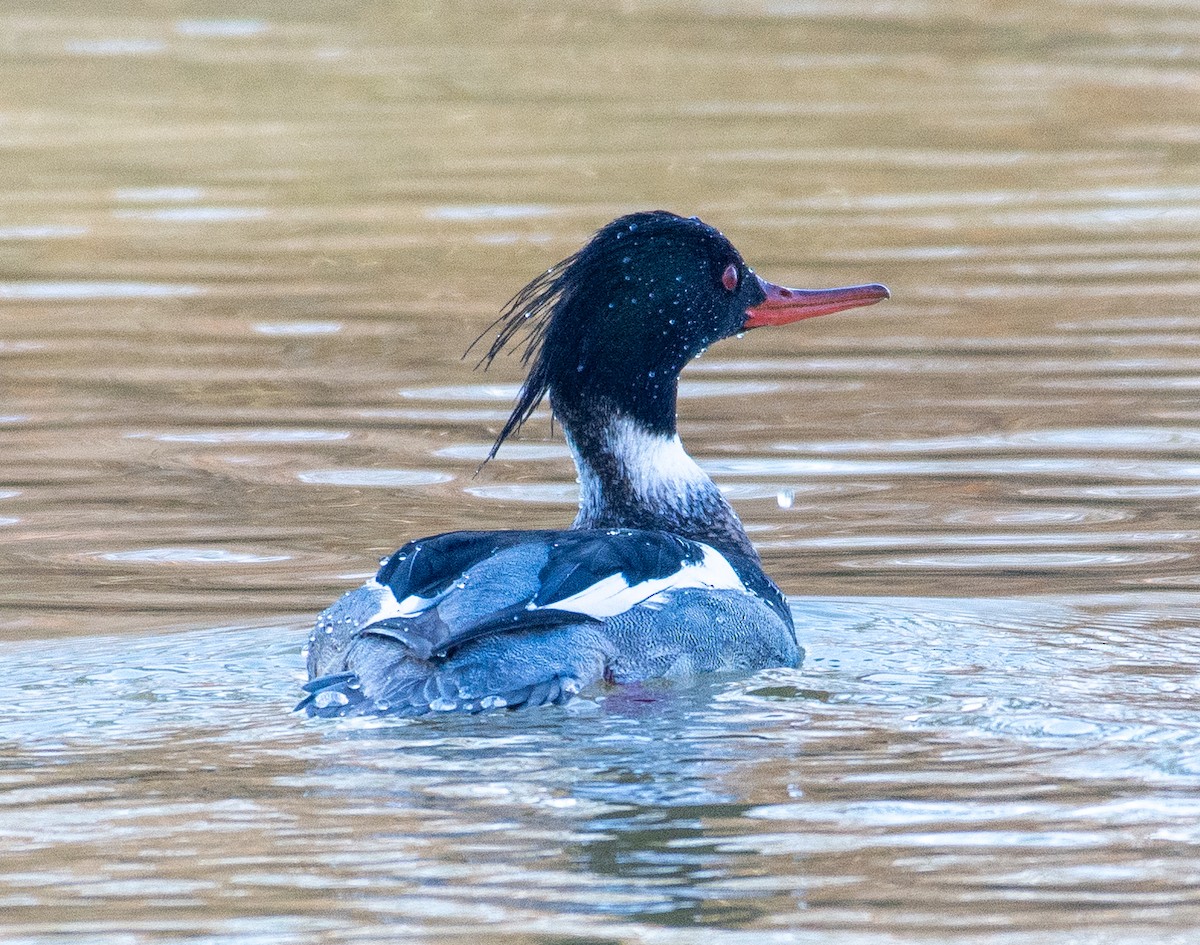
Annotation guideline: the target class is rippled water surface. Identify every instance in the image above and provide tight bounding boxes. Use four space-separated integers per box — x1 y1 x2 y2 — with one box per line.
3 0 1200 941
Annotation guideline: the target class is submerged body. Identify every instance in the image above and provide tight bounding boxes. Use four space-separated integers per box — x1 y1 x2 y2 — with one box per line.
301 212 887 716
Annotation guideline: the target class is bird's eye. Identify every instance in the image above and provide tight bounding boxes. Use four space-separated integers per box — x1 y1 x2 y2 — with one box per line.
721 264 739 292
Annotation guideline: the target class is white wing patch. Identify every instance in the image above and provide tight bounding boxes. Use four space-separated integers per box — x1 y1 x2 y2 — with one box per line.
362 579 443 623
537 545 745 621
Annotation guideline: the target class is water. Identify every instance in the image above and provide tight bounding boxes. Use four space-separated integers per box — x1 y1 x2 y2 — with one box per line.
2 0 1200 941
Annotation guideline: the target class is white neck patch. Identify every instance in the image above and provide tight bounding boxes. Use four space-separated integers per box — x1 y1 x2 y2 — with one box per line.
567 415 716 522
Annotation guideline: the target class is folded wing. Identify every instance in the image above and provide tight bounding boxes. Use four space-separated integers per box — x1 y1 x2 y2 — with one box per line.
300 527 771 716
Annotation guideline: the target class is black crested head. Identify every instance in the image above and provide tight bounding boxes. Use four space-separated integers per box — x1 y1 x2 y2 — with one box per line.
473 211 768 460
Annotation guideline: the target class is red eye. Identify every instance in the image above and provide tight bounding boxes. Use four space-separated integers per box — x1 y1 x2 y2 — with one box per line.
721 264 739 292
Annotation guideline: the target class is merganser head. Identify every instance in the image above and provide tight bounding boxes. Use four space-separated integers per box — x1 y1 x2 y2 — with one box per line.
475 210 888 459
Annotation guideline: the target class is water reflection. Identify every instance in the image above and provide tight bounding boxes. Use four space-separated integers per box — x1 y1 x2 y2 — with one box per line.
173 19 270 38
0 224 88 240
426 204 556 222
98 547 292 564
296 469 454 487
136 429 351 443
0 281 202 299
253 321 343 335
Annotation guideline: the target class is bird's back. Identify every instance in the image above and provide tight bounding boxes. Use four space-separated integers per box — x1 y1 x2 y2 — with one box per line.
300 527 799 716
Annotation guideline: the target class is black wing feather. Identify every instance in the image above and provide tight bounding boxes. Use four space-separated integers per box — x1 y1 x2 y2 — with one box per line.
376 530 556 598
359 528 744 665
533 530 702 605
431 604 602 659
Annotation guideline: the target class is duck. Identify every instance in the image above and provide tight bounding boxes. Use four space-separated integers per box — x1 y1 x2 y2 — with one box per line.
299 210 888 716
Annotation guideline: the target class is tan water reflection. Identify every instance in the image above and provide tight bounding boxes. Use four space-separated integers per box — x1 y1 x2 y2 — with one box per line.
2 0 1200 942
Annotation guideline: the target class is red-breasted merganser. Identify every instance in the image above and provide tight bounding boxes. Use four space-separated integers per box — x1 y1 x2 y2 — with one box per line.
300 211 888 716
